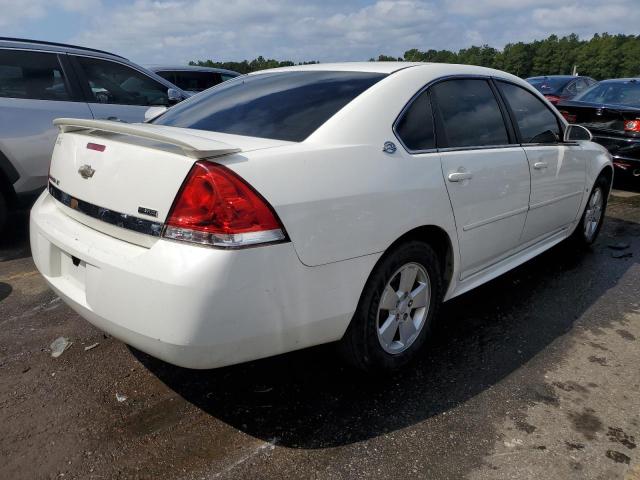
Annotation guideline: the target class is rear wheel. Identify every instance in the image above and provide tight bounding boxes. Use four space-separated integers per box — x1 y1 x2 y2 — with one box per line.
571 173 610 246
340 241 442 373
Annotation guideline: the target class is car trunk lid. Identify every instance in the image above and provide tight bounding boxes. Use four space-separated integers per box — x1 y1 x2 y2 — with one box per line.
557 102 640 136
48 119 288 247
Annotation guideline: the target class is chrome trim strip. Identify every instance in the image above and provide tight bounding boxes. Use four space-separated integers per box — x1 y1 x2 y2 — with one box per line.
529 190 584 211
593 134 640 144
439 144 522 153
48 183 163 237
462 206 528 232
612 154 640 163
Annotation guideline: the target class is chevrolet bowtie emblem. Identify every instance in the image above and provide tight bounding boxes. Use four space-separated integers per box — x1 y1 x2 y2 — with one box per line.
78 164 95 179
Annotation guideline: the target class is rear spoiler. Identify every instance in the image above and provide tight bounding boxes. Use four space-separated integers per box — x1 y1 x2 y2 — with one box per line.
53 118 241 159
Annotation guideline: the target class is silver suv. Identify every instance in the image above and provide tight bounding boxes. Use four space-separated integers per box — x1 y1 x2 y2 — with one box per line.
0 38 188 230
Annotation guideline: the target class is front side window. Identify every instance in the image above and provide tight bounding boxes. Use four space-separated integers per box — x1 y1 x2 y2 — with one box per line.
431 79 509 148
154 71 387 142
75 56 169 106
395 89 435 151
0 49 70 101
498 81 560 144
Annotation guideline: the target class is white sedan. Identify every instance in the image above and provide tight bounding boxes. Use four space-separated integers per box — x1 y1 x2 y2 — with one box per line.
30 62 612 372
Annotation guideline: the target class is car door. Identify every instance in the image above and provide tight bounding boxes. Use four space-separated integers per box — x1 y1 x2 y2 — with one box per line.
496 81 586 244
69 55 172 123
0 48 93 193
431 78 531 280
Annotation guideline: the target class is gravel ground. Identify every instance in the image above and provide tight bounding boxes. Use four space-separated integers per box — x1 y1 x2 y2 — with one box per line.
1 183 640 479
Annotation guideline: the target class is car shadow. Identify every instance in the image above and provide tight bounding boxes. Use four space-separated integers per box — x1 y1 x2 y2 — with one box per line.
132 214 640 449
0 210 31 262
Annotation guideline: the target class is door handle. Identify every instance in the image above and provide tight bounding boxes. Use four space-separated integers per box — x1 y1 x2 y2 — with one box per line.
448 171 473 182
533 161 548 170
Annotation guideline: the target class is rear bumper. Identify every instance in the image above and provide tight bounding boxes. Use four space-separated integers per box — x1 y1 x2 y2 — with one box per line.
30 191 377 369
592 134 640 170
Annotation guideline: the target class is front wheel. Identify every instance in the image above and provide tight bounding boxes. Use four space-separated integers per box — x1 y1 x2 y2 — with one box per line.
571 174 610 246
339 241 442 373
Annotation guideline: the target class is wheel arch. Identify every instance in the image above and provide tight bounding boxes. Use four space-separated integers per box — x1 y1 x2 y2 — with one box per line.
378 224 455 295
598 164 614 191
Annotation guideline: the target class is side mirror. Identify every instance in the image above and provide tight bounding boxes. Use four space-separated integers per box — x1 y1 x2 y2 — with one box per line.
144 106 167 122
167 88 182 105
564 124 593 142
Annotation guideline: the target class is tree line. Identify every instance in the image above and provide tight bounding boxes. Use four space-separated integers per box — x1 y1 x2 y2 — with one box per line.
191 33 640 80
189 57 319 74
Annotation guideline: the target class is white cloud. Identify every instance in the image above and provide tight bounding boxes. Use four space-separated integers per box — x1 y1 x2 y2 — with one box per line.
445 0 557 15
0 0 47 27
71 0 444 64
0 0 101 27
4 0 640 64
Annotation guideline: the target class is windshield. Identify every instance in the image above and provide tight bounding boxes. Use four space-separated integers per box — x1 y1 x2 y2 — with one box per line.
153 71 387 141
574 81 640 106
527 77 571 94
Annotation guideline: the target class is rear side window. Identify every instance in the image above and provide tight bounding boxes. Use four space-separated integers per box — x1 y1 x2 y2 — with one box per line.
431 79 509 148
154 71 387 142
498 82 560 144
75 56 169 106
168 71 222 92
0 49 70 101
395 90 435 151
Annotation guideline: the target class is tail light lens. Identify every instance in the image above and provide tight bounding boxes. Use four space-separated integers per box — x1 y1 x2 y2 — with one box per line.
163 161 287 248
545 95 561 104
559 110 577 123
624 119 640 132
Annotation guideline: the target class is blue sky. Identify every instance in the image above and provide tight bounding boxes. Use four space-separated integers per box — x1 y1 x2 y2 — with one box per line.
2 0 638 65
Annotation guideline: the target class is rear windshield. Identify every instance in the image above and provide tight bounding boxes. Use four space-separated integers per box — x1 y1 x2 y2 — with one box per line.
153 71 387 141
574 81 640 106
526 77 570 94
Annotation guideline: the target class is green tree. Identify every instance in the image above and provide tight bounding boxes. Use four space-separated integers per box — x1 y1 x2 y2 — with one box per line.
190 33 640 80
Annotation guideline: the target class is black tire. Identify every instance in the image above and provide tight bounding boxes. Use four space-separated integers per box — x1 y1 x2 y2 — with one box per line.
339 240 443 373
0 191 7 233
570 173 611 247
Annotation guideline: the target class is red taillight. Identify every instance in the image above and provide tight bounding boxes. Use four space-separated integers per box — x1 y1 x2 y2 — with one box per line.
624 119 640 132
545 95 561 104
163 161 286 247
86 142 106 152
559 110 577 123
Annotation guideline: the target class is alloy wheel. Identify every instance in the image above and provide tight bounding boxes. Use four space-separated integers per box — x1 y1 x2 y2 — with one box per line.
376 262 431 355
584 186 603 241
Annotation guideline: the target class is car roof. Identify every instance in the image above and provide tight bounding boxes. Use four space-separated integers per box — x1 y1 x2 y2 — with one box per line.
148 65 241 76
527 75 578 80
526 75 597 83
0 37 126 60
597 78 640 83
249 62 423 75
249 62 526 82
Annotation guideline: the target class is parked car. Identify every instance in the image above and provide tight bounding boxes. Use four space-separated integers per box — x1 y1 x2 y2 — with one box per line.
557 78 640 176
0 37 189 230
149 65 240 93
526 75 596 104
31 63 612 372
